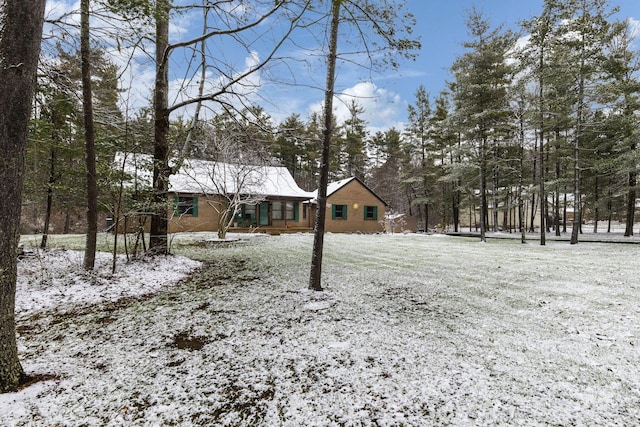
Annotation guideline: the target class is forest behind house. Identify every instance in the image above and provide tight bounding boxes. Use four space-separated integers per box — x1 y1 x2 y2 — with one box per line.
23 0 640 242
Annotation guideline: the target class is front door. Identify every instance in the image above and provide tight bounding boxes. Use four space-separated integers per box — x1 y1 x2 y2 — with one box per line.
259 202 270 226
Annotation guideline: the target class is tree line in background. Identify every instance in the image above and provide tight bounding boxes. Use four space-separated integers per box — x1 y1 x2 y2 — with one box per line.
24 0 639 252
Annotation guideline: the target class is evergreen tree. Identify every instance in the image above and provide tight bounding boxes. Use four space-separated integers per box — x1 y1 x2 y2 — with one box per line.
405 85 432 230
274 113 306 179
25 48 122 239
429 92 461 231
450 9 517 241
341 100 369 180
553 0 618 244
599 18 640 236
368 127 406 213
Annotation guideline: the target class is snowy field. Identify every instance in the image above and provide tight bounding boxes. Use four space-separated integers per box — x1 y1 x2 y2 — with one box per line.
2 232 640 426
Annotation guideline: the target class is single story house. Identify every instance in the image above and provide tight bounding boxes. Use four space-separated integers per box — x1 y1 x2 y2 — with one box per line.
308 177 388 233
116 153 314 234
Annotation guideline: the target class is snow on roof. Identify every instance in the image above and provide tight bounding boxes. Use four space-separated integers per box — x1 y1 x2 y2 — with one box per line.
310 177 357 199
115 153 313 200
326 177 357 197
309 176 387 205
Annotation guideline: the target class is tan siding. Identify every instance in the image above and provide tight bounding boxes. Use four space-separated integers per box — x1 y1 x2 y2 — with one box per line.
168 196 311 233
118 194 312 234
168 194 221 233
325 180 385 233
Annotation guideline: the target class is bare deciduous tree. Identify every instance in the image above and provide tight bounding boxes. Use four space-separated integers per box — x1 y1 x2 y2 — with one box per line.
149 0 312 254
180 123 271 240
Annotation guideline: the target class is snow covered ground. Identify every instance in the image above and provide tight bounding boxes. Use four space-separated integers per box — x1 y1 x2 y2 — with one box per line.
2 232 639 426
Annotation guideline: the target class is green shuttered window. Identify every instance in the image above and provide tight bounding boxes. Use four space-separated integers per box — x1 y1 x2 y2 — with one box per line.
332 204 347 220
364 205 377 220
173 196 198 217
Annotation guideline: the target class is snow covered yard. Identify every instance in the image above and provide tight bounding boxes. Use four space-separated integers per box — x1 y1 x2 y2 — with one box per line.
2 233 639 426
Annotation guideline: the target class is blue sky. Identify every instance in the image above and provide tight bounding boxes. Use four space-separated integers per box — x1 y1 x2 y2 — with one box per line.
402 0 639 97
330 0 640 133
43 1 640 134
404 0 545 95
399 0 545 99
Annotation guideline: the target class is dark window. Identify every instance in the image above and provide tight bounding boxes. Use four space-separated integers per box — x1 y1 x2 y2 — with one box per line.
364 205 378 220
175 196 198 216
272 201 283 220
238 204 256 226
285 201 295 220
332 204 347 220
272 201 297 221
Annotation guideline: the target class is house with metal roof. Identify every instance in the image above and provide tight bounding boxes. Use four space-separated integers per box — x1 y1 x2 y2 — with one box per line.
308 176 388 233
115 153 314 234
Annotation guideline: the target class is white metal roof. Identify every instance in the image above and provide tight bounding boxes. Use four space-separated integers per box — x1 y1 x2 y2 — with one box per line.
310 177 356 199
115 153 313 200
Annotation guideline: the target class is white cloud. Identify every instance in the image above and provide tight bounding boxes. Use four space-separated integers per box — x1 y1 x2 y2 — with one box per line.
628 17 640 41
308 81 405 133
166 50 264 120
45 0 79 21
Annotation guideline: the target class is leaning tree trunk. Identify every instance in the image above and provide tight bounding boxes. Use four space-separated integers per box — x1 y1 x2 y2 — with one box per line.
0 0 46 392
309 0 340 292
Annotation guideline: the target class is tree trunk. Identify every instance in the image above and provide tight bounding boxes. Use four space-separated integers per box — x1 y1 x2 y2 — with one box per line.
40 148 56 249
502 196 508 232
470 195 475 232
150 0 171 254
518 112 526 243
539 135 546 245
452 189 460 232
0 0 46 393
309 0 340 291
624 168 636 237
424 202 429 232
63 208 71 234
607 195 613 232
593 176 600 233
529 136 538 233
479 138 487 242
570 77 584 245
492 166 498 232
555 156 561 236
563 193 568 233
81 0 98 269
453 134 461 233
